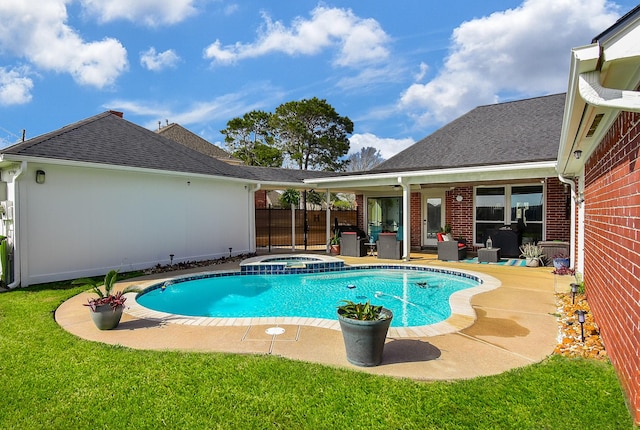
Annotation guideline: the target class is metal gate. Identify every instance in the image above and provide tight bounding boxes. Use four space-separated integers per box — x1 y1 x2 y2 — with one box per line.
256 207 357 250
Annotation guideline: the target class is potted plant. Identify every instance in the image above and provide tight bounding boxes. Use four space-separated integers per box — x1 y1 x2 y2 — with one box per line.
72 270 141 330
329 231 341 255
519 243 545 267
337 300 393 367
552 253 571 270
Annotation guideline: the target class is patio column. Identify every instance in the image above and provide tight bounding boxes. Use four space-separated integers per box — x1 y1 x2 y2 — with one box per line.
398 177 411 261
325 188 331 253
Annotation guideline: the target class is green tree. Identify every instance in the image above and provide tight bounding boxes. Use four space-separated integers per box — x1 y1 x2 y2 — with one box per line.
279 188 300 208
220 110 283 167
271 97 353 171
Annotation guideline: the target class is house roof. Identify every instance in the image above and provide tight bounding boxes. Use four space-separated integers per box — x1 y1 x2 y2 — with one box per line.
0 111 242 178
373 93 566 173
156 123 243 165
0 111 334 186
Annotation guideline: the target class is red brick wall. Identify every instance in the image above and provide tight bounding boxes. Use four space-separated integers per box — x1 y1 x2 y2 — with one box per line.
410 192 422 249
583 110 640 424
545 177 571 241
447 187 474 242
254 190 267 208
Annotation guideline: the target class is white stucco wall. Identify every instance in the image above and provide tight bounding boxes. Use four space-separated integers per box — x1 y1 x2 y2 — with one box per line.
13 163 253 285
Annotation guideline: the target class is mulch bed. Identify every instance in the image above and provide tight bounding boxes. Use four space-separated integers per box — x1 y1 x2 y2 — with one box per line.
554 291 607 360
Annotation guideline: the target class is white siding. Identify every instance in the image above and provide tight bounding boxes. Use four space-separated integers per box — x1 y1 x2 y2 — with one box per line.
15 163 252 285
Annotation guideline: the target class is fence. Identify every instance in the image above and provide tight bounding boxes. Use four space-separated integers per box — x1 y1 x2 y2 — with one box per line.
256 207 358 250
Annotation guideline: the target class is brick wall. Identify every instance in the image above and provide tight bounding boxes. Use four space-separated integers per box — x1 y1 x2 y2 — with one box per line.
583 110 640 424
410 192 422 249
545 177 571 241
254 190 268 208
447 187 474 242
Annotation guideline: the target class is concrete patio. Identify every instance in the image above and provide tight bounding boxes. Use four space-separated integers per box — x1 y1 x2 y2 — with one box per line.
56 251 569 381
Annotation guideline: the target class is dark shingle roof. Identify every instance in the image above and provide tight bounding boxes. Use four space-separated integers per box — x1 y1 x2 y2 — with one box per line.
156 123 242 164
0 111 334 184
1 111 244 177
374 93 566 173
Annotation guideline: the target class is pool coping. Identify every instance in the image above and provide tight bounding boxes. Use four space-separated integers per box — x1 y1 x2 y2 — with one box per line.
124 264 501 338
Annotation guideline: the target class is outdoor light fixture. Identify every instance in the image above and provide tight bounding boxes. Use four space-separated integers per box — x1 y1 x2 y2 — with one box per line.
456 195 463 202
35 169 45 184
575 310 588 342
570 283 579 304
573 150 582 159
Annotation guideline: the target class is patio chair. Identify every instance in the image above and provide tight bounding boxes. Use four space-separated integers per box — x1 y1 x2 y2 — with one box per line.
377 232 402 259
340 232 368 257
437 233 467 261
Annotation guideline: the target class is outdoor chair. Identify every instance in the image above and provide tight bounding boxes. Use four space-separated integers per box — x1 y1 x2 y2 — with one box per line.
377 232 402 259
436 233 467 261
340 232 368 257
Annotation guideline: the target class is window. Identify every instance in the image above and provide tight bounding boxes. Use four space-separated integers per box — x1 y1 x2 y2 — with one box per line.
367 197 402 237
474 185 543 245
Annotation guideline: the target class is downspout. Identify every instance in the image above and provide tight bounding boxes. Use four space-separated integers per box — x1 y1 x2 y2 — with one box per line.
8 161 26 289
248 183 261 254
398 177 410 261
557 174 578 270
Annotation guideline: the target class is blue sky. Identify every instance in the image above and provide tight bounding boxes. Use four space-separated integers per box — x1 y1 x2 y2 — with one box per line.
0 0 637 161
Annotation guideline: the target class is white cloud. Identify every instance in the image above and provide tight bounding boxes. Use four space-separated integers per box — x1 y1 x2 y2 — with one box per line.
204 6 390 67
398 0 623 128
80 0 198 26
0 0 128 89
107 84 286 130
0 67 34 105
349 133 414 160
140 48 181 71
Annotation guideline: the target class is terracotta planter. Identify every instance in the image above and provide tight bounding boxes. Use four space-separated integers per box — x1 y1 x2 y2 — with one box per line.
329 244 340 255
338 308 393 367
89 304 124 330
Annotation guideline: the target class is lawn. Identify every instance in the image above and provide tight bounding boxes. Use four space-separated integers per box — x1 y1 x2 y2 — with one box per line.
0 282 633 429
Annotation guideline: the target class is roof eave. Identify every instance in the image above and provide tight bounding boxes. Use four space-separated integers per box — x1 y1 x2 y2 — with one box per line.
305 161 557 189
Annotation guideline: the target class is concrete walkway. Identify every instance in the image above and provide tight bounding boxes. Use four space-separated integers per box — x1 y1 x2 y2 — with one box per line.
56 252 569 380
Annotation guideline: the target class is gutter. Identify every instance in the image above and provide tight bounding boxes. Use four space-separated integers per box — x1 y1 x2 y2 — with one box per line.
578 70 640 112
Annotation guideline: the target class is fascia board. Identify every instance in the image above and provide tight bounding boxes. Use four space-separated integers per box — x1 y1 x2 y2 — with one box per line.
305 161 557 188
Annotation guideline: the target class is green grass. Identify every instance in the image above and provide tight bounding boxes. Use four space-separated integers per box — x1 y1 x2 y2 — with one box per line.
0 282 633 429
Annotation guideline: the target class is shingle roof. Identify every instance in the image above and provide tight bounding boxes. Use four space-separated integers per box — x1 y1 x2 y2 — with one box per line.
0 111 334 184
156 123 243 164
374 93 566 173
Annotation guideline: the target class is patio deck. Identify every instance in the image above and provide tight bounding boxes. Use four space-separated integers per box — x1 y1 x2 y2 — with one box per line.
56 251 569 380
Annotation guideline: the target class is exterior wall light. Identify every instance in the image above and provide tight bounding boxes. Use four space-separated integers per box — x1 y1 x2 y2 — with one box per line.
573 150 582 159
35 169 46 184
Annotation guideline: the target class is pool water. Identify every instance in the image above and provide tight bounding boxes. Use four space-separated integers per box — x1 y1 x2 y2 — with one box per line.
137 268 479 327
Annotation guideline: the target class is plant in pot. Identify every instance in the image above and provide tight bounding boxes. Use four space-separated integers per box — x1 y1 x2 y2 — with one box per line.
519 243 545 267
552 252 571 270
72 270 141 330
337 300 393 367
329 231 341 255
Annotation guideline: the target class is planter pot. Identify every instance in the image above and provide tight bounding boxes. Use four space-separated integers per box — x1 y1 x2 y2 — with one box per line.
329 244 340 255
525 258 540 267
89 304 124 330
337 308 393 367
553 258 570 270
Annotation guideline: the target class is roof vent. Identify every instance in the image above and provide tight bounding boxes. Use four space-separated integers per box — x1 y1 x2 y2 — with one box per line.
585 113 604 138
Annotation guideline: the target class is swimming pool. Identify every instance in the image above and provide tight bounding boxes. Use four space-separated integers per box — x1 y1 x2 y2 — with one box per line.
135 265 485 328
